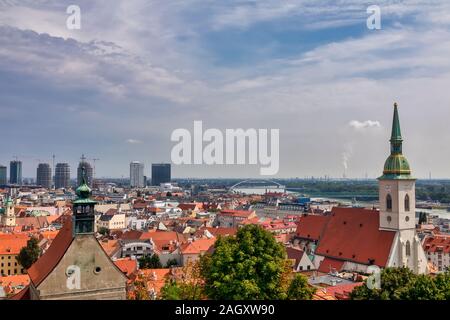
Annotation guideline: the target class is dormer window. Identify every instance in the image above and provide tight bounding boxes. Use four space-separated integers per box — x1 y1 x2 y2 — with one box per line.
386 194 393 211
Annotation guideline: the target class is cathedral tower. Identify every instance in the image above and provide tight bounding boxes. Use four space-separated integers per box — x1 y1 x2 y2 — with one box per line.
378 103 427 273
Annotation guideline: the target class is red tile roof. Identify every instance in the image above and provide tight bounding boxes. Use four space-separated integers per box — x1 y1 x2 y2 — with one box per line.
296 215 331 241
114 258 138 277
318 257 345 273
315 207 396 267
180 238 216 254
0 234 29 255
27 219 74 286
423 235 450 253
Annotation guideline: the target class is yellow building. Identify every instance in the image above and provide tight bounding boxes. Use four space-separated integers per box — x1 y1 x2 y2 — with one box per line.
0 234 28 276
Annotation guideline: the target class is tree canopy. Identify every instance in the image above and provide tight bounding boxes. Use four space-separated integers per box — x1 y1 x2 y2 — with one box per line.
138 254 163 269
16 237 41 270
350 267 450 300
200 224 313 300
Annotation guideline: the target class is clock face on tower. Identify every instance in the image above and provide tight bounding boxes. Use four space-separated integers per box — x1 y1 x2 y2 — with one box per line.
385 185 392 192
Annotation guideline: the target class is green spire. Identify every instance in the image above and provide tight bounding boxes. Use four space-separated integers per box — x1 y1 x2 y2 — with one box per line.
379 103 414 180
391 102 402 143
73 166 96 204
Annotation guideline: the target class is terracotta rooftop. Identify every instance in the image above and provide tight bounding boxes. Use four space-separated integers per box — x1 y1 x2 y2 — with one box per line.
27 219 74 286
315 207 396 267
296 214 331 241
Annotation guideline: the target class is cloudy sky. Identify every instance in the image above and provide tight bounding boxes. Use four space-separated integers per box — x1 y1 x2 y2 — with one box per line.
1 0 450 179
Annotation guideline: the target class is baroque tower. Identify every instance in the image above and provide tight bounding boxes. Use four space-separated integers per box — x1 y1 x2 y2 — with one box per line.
0 196 16 227
378 103 427 273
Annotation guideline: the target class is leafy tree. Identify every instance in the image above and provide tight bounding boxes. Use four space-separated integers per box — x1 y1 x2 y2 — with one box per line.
160 260 205 300
138 254 163 269
165 258 179 268
98 227 110 236
286 274 316 300
127 273 150 300
16 237 41 270
200 224 287 300
350 268 450 300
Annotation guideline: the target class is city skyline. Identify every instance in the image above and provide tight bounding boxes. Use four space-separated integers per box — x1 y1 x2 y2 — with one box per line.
2 1 450 179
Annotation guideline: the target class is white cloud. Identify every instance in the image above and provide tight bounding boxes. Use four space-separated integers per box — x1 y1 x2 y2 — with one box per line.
126 139 142 144
349 120 381 130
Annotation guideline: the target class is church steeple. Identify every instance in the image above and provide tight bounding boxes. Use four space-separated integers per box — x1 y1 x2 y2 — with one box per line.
379 103 413 180
72 166 97 235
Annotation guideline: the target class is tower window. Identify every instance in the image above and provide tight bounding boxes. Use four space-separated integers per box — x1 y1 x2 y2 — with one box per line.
406 241 411 256
386 194 393 211
404 194 410 212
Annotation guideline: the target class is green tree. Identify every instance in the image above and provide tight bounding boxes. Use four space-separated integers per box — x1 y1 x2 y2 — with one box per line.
200 224 287 300
286 274 316 300
16 237 41 270
165 258 179 268
350 268 450 300
160 260 205 300
98 227 110 236
138 254 163 269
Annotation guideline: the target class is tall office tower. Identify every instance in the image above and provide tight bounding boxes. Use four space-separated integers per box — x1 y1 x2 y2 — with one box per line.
130 161 145 188
9 160 22 185
151 163 171 186
36 163 52 188
0 165 7 185
77 155 94 187
55 163 71 189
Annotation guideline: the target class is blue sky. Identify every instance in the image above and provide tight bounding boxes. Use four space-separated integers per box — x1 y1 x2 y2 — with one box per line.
1 1 450 179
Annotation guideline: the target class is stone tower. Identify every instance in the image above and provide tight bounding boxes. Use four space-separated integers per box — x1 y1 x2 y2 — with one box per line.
0 197 16 227
378 103 427 273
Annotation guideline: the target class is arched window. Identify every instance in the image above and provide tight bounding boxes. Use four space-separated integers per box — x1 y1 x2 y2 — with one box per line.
406 241 411 256
386 194 392 211
404 194 410 212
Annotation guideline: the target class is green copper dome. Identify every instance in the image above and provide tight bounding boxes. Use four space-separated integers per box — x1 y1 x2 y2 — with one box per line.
379 103 415 180
73 167 97 205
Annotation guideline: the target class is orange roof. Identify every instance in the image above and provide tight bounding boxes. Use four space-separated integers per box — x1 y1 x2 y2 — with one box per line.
219 210 255 218
140 269 172 295
114 258 138 277
296 215 331 241
0 274 30 290
100 239 120 257
423 235 450 253
27 219 74 286
0 234 29 255
180 238 216 254
315 207 396 268
38 230 59 241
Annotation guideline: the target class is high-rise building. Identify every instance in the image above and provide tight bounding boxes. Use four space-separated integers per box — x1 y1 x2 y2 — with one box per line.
0 165 7 185
151 163 171 186
36 163 52 189
55 163 71 189
77 155 93 187
130 161 145 188
9 160 22 185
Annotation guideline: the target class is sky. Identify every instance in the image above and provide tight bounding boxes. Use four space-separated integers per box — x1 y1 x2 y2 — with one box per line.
1 0 450 179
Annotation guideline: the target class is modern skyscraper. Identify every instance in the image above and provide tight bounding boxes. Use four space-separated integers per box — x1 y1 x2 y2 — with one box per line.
55 163 71 189
0 165 7 185
77 155 93 187
130 161 145 188
36 163 52 189
9 160 22 185
151 163 171 186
